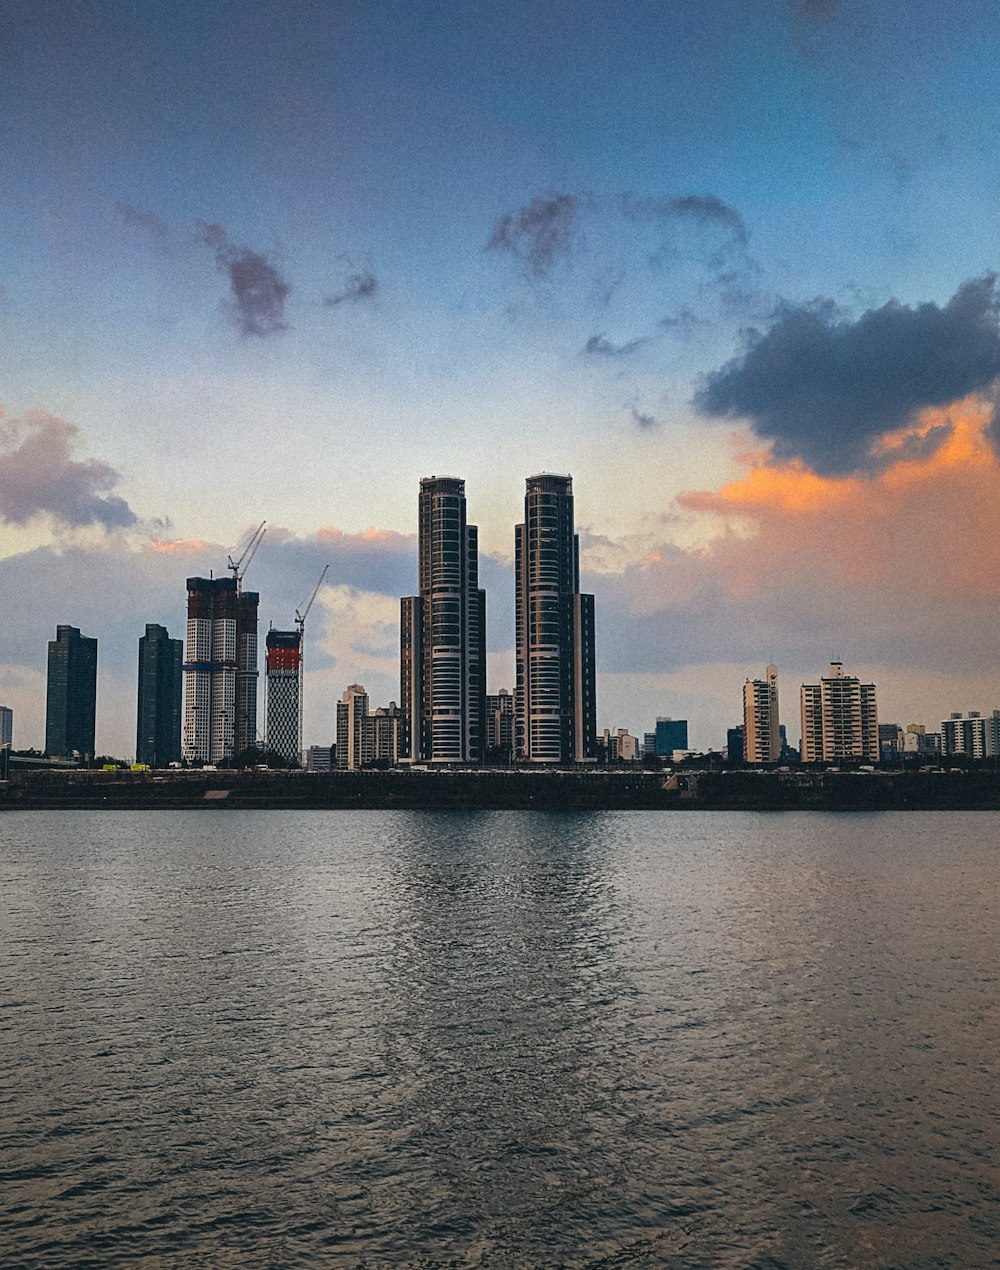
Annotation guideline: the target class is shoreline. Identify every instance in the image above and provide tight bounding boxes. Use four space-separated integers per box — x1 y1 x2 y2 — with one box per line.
4 767 1000 811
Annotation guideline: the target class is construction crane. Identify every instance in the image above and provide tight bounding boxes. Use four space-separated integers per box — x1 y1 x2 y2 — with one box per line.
295 564 329 760
228 521 267 593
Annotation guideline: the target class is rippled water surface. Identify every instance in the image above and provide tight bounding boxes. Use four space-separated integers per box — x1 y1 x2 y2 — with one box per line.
1 810 999 1267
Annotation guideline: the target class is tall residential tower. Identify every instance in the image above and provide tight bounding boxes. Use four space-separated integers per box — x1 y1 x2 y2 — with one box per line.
45 624 98 759
183 577 259 763
400 476 486 763
514 474 596 763
743 664 780 763
800 661 878 763
136 623 183 766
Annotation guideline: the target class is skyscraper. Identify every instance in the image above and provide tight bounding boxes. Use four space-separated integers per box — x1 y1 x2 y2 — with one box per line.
0 704 12 749
183 577 259 763
400 476 486 763
800 661 879 763
265 628 301 765
743 663 780 764
45 624 98 759
514 473 596 763
136 624 183 767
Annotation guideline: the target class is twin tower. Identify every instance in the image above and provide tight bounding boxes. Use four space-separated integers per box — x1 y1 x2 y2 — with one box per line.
401 474 597 765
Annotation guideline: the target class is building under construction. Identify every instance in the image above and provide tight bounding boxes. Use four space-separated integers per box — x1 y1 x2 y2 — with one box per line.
182 577 259 764
265 628 301 765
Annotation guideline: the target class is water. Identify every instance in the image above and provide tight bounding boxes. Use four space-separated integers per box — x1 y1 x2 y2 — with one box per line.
1 811 998 1268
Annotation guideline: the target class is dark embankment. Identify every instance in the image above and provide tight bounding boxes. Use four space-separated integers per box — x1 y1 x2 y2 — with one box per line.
4 766 1000 810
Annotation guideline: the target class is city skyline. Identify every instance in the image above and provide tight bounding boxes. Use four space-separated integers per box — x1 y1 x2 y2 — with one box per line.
4 3 1000 754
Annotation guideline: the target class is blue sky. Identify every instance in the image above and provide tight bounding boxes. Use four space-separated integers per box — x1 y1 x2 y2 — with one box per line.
4 0 1000 755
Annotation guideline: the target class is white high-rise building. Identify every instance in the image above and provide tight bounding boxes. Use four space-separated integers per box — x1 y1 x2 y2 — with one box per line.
183 577 258 764
800 661 878 763
0 704 12 748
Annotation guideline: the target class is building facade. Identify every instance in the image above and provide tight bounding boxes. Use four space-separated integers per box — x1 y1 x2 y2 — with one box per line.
136 624 183 767
401 476 486 763
182 577 259 764
0 704 11 749
941 710 1000 759
485 689 514 761
45 625 98 759
336 683 402 769
743 664 780 764
514 474 596 763
654 717 688 757
265 628 301 765
800 661 879 763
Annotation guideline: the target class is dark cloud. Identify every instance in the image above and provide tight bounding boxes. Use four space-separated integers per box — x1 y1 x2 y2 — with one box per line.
0 412 137 530
659 306 705 339
197 222 290 337
115 202 169 242
630 407 662 430
584 333 646 358
695 276 1000 474
324 269 377 307
622 193 748 249
485 192 580 278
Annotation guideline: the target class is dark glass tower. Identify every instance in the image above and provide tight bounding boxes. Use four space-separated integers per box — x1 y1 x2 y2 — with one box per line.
515 474 596 763
45 624 98 759
400 476 486 763
136 623 183 766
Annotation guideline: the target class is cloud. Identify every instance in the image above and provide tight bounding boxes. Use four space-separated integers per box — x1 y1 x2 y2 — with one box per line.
622 193 748 249
324 269 377 307
694 276 1000 474
584 333 646 358
659 306 704 339
485 192 580 278
0 411 137 530
115 202 169 242
197 222 290 337
629 407 662 430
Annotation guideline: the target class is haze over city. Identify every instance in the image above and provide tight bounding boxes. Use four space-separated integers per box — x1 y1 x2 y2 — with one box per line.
4 0 1000 757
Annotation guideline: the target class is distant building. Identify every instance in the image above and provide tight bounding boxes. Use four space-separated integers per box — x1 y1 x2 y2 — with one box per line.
45 625 98 759
743 664 780 763
941 710 1000 759
336 683 369 771
0 704 11 749
183 577 259 764
337 684 402 769
401 476 486 763
603 727 641 762
902 723 941 756
878 722 903 762
655 717 688 756
800 662 878 763
727 725 744 764
486 689 514 761
515 473 596 764
303 744 333 771
265 628 301 765
136 624 183 767
643 731 657 758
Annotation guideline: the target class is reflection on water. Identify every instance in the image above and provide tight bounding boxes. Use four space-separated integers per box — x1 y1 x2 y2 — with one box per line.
1 810 999 1267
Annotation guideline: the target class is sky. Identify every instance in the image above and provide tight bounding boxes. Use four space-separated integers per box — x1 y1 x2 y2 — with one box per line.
4 0 1000 756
